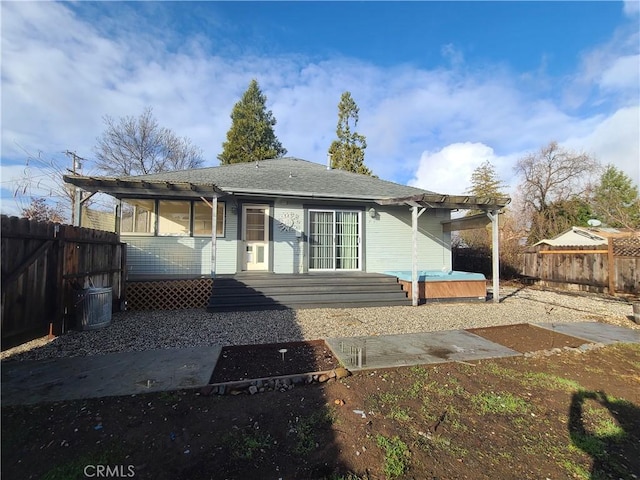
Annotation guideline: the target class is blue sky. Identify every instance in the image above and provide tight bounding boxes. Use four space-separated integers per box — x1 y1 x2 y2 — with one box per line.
2 1 639 217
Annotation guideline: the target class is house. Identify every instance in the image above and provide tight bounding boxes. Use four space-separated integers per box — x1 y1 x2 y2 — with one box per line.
64 157 510 308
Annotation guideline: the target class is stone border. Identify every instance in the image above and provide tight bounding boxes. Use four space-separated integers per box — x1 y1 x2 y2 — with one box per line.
200 367 351 396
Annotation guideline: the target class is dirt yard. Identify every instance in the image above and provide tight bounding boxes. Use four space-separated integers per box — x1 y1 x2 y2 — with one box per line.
2 329 639 480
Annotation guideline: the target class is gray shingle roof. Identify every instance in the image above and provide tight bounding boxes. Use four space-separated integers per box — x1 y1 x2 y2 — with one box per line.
122 157 435 200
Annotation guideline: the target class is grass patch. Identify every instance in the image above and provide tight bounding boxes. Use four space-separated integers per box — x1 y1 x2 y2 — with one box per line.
523 372 584 391
407 379 426 399
471 391 531 415
42 445 125 480
388 405 411 422
225 428 272 460
425 379 467 398
291 408 334 455
376 435 410 479
483 363 585 392
367 391 400 413
414 432 468 457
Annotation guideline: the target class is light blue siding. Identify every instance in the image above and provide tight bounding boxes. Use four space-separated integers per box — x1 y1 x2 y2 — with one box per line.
123 201 452 276
365 205 451 273
124 204 239 277
272 201 305 274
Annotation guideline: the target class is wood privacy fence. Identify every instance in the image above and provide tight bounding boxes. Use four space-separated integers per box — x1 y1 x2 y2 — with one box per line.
522 236 640 295
1 215 125 349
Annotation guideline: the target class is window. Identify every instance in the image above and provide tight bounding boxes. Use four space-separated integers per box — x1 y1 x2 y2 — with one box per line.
194 201 225 237
120 198 225 237
158 200 190 236
121 199 155 234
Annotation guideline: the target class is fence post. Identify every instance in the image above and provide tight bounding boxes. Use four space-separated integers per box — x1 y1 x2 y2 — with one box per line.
607 237 615 296
54 225 66 335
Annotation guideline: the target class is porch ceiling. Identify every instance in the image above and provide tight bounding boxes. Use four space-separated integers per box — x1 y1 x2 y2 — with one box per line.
63 175 224 199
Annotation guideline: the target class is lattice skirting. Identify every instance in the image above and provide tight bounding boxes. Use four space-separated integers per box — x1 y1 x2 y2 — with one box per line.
126 278 213 310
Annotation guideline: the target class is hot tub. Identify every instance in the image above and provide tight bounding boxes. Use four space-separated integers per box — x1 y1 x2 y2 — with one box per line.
385 270 487 302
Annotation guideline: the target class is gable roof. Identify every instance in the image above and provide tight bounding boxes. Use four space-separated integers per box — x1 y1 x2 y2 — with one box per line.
534 226 630 247
65 157 435 201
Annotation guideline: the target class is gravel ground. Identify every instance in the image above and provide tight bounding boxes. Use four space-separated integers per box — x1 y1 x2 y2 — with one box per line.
2 286 637 362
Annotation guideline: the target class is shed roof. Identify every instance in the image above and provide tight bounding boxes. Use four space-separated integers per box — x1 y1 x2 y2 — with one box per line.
534 226 629 247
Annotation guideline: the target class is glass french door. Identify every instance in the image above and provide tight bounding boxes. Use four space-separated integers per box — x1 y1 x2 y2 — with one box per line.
309 210 361 270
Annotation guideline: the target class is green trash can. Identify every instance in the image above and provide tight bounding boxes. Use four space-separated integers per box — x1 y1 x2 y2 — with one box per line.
75 287 112 330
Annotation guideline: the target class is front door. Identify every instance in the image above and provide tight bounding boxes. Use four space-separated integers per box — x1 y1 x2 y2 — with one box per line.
309 210 361 270
243 205 269 271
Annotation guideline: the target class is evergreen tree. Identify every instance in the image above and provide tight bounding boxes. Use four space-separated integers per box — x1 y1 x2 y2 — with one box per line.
218 79 287 164
460 160 506 249
591 165 640 228
327 92 372 175
465 160 506 216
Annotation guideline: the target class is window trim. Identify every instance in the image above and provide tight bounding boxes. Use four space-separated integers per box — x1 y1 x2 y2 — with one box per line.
157 200 192 237
193 200 226 238
119 199 156 236
119 198 226 238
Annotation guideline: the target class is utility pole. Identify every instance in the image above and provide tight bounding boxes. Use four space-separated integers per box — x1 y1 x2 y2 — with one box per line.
64 151 86 226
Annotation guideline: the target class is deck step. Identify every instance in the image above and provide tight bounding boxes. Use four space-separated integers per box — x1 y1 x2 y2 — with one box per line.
207 273 409 311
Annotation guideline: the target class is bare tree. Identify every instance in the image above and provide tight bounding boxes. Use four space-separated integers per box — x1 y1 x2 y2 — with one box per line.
514 141 600 243
94 107 203 176
9 147 80 223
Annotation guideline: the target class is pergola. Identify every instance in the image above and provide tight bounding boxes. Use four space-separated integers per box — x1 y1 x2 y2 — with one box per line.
376 194 511 305
63 175 225 277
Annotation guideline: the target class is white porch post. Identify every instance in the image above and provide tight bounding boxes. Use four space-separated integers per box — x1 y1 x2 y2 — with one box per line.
487 209 500 303
211 196 218 278
411 204 427 307
412 206 418 306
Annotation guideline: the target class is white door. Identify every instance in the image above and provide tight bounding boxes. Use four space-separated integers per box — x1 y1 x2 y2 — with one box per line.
309 210 361 270
243 205 269 271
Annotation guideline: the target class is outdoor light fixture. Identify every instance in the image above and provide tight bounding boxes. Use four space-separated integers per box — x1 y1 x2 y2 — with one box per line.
368 207 376 218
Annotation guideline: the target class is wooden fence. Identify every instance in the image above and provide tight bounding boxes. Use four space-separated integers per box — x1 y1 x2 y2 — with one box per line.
1 215 126 349
521 236 640 295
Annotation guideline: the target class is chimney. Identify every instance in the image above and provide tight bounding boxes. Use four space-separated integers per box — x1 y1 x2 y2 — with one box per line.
327 153 332 170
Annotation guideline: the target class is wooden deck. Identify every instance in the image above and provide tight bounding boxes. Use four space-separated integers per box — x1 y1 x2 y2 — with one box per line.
207 272 411 311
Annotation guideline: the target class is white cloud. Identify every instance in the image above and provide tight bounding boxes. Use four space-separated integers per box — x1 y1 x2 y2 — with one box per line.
623 0 640 17
599 54 640 91
408 142 513 195
564 105 640 187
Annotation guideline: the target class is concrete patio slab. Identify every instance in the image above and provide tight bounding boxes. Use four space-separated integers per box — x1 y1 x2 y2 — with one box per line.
325 330 521 371
3 321 636 406
535 322 640 345
1 346 221 406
